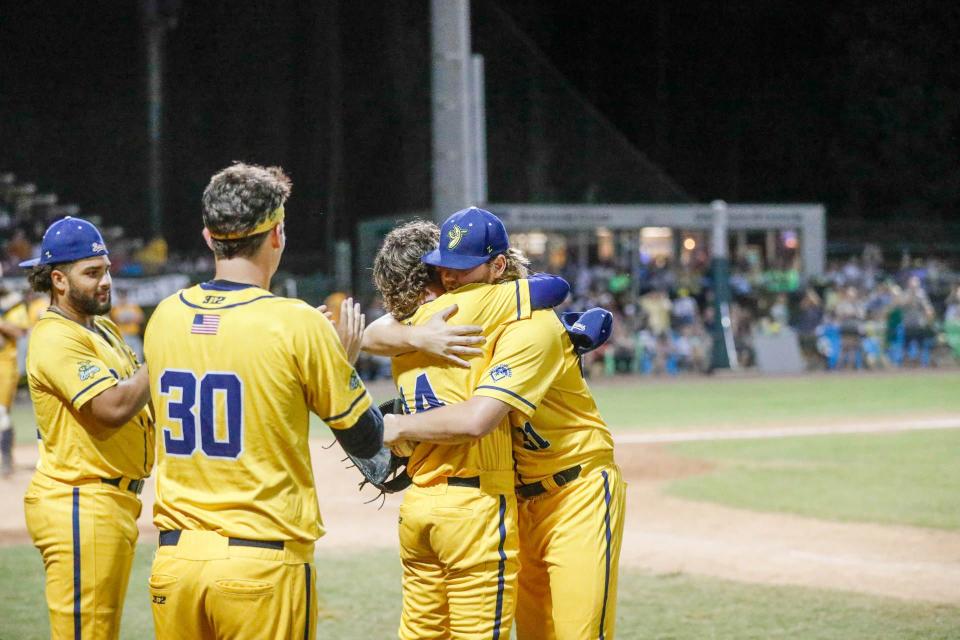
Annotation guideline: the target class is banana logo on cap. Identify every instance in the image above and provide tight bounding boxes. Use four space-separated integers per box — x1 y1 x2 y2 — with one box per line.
447 224 468 250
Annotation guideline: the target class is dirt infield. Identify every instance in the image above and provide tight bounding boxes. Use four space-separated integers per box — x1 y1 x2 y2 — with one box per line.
3 427 959 605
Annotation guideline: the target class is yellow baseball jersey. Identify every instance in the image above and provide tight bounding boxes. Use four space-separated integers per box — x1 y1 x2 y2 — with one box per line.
27 297 49 326
145 281 371 543
474 309 614 485
392 279 533 486
0 299 28 361
27 310 154 483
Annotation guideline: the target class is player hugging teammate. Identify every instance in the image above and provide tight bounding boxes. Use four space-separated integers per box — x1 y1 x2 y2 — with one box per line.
371 207 626 640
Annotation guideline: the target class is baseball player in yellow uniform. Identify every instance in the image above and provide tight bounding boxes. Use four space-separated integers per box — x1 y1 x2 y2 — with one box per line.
20 216 154 640
144 163 388 640
367 212 570 639
383 215 625 640
0 282 29 475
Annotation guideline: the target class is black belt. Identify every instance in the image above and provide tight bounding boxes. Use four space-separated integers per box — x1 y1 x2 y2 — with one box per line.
447 476 480 488
159 530 285 551
516 465 582 499
102 476 145 496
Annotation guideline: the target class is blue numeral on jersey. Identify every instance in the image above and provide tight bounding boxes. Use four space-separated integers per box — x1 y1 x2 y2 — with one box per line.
160 370 197 456
159 369 244 459
199 373 244 458
519 421 550 451
413 373 444 412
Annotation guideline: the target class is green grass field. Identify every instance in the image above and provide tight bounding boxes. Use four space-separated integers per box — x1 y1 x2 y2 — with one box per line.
2 545 959 640
6 371 960 638
667 428 960 530
589 371 960 430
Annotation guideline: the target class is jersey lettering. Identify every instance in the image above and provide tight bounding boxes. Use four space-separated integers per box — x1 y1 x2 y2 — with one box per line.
413 373 444 413
518 421 551 451
159 369 244 459
397 387 411 414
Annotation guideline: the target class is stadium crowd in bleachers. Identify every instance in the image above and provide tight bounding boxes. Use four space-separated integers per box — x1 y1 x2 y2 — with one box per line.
3 171 958 377
555 249 958 376
0 172 213 278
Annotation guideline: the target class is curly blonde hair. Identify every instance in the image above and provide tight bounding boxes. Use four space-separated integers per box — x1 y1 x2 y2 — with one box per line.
497 247 530 283
373 220 440 320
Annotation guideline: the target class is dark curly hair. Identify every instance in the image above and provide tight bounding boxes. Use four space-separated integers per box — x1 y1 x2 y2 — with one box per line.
372 220 440 320
28 264 57 293
202 162 292 259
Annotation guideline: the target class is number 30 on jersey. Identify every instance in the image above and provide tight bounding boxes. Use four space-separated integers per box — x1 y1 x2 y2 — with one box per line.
158 369 244 459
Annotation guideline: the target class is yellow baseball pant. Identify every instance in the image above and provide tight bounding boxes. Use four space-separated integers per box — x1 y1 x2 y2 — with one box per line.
23 472 141 640
398 474 519 640
149 530 317 640
515 464 626 640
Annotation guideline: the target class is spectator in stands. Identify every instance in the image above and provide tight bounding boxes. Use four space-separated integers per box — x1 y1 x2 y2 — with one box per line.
794 288 824 367
731 302 756 367
833 286 866 369
944 285 960 360
3 227 34 269
671 288 698 328
769 293 790 327
675 324 708 373
608 305 637 373
900 275 936 365
110 288 146 361
945 285 960 323
641 289 672 336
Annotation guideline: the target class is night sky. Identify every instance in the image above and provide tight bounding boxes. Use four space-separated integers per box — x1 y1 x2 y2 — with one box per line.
2 1 958 262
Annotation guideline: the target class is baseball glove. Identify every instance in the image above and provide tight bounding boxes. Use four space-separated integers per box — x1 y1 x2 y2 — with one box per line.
344 398 412 496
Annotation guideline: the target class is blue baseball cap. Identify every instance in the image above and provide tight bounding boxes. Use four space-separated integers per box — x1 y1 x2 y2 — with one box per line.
18 217 109 268
421 207 510 270
560 308 614 355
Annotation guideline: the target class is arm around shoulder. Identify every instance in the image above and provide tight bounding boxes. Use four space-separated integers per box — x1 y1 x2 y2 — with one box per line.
382 395 513 445
361 305 484 367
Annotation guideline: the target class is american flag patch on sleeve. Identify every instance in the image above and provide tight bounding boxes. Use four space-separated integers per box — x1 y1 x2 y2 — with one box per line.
191 314 220 335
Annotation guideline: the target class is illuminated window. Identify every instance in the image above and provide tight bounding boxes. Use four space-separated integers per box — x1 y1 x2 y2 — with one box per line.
640 227 673 260
597 227 614 261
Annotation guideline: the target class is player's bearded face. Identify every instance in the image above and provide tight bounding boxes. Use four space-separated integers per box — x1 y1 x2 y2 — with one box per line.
438 260 498 291
64 257 113 315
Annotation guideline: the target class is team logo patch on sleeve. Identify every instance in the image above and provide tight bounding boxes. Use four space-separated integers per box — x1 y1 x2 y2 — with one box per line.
77 360 101 381
489 363 512 382
349 370 361 390
191 313 220 335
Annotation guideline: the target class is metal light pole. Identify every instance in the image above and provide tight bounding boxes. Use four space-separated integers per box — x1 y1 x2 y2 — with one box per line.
469 54 487 205
143 0 177 239
431 0 474 220
710 199 738 370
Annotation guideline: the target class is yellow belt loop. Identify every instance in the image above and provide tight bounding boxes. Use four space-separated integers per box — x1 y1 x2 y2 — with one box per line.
479 471 514 495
